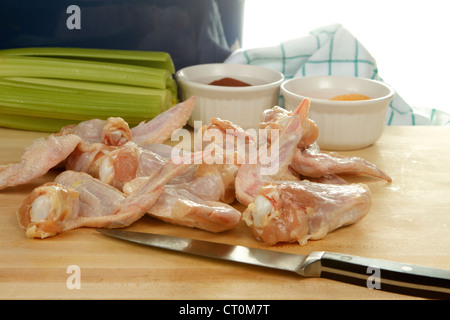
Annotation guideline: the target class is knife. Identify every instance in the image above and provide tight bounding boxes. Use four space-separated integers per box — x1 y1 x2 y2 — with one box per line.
97 229 450 299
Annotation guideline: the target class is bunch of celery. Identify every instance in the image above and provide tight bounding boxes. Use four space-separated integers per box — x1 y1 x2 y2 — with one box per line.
0 47 177 132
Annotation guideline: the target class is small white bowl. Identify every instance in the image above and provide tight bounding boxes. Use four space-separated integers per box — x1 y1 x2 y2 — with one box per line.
176 63 284 129
281 76 395 150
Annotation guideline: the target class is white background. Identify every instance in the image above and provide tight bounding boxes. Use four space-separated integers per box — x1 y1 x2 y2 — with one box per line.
242 0 450 114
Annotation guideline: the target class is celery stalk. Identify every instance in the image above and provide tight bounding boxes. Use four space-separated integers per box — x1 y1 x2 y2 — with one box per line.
5 77 169 98
0 113 77 132
0 80 164 122
0 47 178 132
5 77 173 111
0 56 170 89
0 47 175 73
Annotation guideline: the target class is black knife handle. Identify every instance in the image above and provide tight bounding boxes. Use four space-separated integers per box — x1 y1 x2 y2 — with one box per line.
319 252 450 299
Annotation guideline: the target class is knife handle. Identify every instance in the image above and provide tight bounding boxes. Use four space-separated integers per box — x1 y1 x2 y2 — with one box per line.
319 252 450 299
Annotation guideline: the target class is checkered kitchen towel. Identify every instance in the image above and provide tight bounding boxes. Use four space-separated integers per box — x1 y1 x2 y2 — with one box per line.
225 24 450 126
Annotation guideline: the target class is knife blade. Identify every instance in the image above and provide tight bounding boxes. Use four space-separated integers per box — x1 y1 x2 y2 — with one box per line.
96 229 450 299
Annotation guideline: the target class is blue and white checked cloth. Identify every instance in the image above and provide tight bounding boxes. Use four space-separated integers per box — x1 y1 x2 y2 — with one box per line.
225 24 450 126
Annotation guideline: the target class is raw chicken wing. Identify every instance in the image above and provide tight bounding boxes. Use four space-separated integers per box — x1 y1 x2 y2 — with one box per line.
123 145 242 232
259 105 319 148
17 156 192 238
144 187 242 233
260 106 391 182
0 134 81 191
290 143 392 182
243 180 372 245
235 99 309 206
131 96 196 146
58 116 132 146
70 141 167 191
237 99 373 245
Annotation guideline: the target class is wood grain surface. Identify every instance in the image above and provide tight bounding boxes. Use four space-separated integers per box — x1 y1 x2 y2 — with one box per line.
0 126 449 300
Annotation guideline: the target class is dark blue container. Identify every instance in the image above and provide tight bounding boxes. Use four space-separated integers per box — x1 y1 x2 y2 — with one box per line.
0 0 244 70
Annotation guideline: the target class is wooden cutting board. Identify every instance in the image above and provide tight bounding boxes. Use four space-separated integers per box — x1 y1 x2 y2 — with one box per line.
0 126 449 300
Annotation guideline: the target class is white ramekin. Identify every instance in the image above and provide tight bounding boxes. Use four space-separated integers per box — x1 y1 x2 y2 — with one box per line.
176 63 284 129
281 76 395 150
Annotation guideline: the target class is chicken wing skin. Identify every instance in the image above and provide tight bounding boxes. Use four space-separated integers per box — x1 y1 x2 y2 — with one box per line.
290 143 392 182
17 156 192 238
1 116 133 191
146 187 242 233
122 154 241 232
17 182 81 238
259 105 319 148
122 127 242 232
131 96 196 146
235 99 309 206
76 141 166 191
260 105 391 182
236 99 374 245
243 180 372 245
58 116 132 146
0 134 81 191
